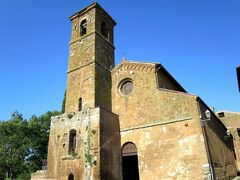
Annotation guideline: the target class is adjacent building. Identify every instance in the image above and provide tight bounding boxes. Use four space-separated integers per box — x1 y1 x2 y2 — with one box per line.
217 111 240 173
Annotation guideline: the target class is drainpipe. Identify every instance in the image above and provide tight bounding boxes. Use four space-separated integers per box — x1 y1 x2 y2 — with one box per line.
196 98 216 180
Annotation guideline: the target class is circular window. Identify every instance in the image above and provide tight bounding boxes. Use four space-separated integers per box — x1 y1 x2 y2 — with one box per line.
120 79 133 96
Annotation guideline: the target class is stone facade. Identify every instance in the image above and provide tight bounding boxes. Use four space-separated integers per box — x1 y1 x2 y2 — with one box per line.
32 2 238 180
216 111 240 172
112 61 237 179
32 108 121 180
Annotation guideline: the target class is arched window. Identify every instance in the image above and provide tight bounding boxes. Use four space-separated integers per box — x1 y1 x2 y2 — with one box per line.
101 21 109 39
80 19 87 36
69 129 76 154
68 173 74 180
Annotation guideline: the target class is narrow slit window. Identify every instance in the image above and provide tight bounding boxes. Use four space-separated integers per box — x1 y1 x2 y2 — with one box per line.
78 98 82 111
80 19 87 36
69 129 76 154
101 21 109 39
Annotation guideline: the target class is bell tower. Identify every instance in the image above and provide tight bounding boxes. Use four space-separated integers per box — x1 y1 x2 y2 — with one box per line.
31 3 121 180
65 2 116 112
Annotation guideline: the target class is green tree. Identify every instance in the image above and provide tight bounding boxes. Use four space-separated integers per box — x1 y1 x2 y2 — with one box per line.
61 90 66 113
27 111 60 173
0 112 30 179
0 110 60 180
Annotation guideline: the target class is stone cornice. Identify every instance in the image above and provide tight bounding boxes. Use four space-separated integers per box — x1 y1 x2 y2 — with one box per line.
112 60 158 77
67 60 111 74
69 31 115 49
67 61 94 74
69 2 116 26
120 116 192 132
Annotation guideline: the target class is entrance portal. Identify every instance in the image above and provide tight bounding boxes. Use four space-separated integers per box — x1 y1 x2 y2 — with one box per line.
68 174 74 180
122 142 140 180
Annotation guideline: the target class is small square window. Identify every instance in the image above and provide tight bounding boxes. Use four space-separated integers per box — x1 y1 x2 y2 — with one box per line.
218 112 225 118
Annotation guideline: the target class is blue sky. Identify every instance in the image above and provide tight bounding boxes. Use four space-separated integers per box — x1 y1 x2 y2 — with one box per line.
0 0 239 120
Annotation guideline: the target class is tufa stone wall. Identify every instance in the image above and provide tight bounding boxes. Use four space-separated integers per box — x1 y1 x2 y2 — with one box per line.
120 119 209 179
112 61 199 129
217 111 240 128
217 111 240 172
45 108 101 180
65 3 115 113
198 100 237 179
32 107 121 180
99 109 121 179
156 67 185 92
112 60 237 179
112 61 208 179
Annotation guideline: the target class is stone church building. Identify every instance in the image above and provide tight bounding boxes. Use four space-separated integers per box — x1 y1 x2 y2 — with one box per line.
32 3 238 180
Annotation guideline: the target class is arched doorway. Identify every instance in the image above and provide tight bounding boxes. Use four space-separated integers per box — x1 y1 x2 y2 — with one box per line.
122 142 140 180
68 173 74 180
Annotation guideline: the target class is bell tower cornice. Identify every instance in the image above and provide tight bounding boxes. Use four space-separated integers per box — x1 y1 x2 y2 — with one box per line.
69 2 116 26
69 30 115 48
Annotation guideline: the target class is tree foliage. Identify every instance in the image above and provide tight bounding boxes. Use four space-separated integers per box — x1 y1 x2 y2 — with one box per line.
61 90 66 114
0 110 60 180
0 112 29 179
